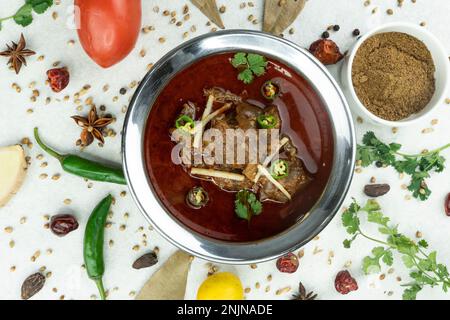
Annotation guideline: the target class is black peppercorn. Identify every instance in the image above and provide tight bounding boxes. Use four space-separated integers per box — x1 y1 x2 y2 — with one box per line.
321 31 330 39
119 87 127 95
353 29 361 37
333 25 340 31
375 161 383 168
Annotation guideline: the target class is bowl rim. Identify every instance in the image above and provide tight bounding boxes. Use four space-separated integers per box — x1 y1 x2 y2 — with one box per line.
344 22 450 127
122 29 355 264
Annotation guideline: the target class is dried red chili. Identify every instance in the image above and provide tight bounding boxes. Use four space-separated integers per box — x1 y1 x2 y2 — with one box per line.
445 193 450 216
276 252 299 273
47 67 70 92
50 214 79 236
309 39 344 65
335 270 358 294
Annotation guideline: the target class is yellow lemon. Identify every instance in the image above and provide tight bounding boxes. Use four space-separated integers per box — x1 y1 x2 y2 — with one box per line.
196 272 244 300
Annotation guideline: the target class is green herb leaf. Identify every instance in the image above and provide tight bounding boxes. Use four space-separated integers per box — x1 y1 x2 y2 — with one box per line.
362 255 382 274
418 240 429 248
403 284 422 300
402 255 415 268
238 68 254 84
27 0 53 14
0 0 53 30
230 52 267 84
234 190 262 221
382 251 394 266
356 131 450 201
13 4 33 27
342 202 360 235
231 52 247 68
341 199 450 300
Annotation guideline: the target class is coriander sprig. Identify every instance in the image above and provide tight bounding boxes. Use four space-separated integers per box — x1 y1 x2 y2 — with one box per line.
231 52 268 84
234 189 262 221
342 199 450 300
357 131 450 201
0 0 53 30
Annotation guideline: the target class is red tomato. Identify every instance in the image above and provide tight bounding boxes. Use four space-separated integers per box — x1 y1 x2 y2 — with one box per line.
75 0 141 68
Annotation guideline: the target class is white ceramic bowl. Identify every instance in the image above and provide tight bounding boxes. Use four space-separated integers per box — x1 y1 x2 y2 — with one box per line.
341 22 449 127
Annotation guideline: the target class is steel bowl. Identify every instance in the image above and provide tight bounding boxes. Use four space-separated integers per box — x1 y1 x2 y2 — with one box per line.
122 30 355 264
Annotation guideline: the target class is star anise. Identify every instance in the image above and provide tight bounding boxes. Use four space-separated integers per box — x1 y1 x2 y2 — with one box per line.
71 106 114 147
291 282 317 300
0 33 36 74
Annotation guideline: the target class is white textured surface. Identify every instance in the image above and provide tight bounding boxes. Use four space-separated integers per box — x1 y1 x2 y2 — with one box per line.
0 0 449 300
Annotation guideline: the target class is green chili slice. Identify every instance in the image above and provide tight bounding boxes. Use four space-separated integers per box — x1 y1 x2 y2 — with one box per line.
270 159 289 180
186 186 209 208
261 81 279 100
175 115 195 134
84 194 112 300
257 115 278 129
34 128 126 185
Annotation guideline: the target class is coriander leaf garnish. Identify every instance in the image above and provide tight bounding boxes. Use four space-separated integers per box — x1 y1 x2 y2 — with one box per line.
234 190 262 221
342 199 450 300
357 131 450 201
231 52 268 84
0 0 53 30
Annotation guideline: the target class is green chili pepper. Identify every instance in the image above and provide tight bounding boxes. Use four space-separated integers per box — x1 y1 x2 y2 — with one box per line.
270 159 289 180
175 115 195 134
34 128 126 185
261 81 279 100
257 115 278 129
84 194 112 300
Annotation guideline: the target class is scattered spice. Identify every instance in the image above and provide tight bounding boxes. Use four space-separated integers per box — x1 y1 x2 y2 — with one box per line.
276 252 299 273
132 251 158 269
47 67 70 92
21 273 45 300
291 282 317 300
335 270 358 295
352 32 435 121
72 106 114 147
445 193 450 216
309 39 344 65
364 184 391 197
50 214 79 236
0 33 35 74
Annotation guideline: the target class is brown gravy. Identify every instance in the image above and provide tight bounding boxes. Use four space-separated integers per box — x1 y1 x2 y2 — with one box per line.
144 53 334 242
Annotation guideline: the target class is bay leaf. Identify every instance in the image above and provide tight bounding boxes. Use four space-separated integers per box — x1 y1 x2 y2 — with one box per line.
136 250 193 300
191 0 225 29
263 0 306 35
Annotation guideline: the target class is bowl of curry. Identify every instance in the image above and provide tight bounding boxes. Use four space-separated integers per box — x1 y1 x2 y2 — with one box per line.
123 30 355 263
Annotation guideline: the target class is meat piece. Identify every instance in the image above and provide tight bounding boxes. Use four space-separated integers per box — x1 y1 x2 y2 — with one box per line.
259 157 310 203
243 164 258 181
204 87 242 104
180 101 197 119
236 102 262 130
309 39 344 65
212 176 254 192
263 105 282 129
282 136 298 159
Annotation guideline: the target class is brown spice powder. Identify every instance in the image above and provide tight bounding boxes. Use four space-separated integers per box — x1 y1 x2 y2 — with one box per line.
352 32 435 121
